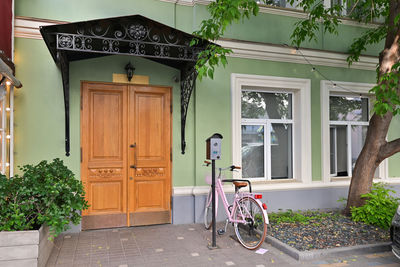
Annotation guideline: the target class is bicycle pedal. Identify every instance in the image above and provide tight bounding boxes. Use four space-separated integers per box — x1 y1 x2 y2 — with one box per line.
217 229 225 235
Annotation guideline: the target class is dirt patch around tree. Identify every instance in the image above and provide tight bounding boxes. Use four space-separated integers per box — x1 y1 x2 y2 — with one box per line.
268 210 390 251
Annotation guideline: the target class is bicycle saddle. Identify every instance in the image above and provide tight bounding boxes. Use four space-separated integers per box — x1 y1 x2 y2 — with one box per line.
233 181 248 189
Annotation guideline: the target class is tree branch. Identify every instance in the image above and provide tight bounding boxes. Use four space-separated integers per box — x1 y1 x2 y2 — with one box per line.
378 137 400 162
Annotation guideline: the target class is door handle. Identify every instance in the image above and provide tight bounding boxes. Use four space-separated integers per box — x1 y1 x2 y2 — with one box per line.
130 143 137 169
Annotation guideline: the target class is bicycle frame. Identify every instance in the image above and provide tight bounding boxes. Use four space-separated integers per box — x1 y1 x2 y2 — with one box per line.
208 176 269 225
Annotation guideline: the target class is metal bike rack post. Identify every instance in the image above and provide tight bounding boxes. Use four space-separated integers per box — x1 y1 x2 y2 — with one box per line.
205 133 223 249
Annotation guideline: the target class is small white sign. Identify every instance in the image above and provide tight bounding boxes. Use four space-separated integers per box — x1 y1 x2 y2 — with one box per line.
255 248 268 255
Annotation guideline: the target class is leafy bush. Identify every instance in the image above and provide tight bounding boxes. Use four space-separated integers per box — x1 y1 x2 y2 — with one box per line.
350 183 399 230
268 209 337 225
0 159 89 238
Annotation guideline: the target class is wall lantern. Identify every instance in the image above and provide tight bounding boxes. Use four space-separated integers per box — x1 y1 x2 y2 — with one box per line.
125 62 135 82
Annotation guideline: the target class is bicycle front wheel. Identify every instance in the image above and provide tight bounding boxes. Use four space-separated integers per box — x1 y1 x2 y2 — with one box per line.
204 189 213 229
233 197 267 250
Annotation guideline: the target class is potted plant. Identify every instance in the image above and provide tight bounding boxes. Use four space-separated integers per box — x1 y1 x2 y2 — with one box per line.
0 159 88 267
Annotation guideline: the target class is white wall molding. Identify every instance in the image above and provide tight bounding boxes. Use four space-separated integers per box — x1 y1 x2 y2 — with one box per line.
173 176 400 196
320 80 389 182
15 17 378 71
217 39 378 71
160 0 210 6
231 73 312 184
14 16 66 40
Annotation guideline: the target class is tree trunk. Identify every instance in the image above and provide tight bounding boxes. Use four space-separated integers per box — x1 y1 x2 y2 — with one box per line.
344 0 400 215
344 113 392 214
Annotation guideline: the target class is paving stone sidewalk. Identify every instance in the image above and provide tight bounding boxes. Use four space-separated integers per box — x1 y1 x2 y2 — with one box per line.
46 223 400 267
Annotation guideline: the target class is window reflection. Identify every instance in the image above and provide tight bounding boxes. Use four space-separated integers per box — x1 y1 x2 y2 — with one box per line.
242 91 292 120
351 125 368 170
271 124 292 179
329 96 368 121
242 125 264 178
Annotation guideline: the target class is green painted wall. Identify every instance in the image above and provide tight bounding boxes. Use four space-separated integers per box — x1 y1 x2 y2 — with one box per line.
13 0 400 185
14 39 76 172
16 0 176 26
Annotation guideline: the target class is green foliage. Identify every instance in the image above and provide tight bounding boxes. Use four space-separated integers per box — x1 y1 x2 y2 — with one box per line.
350 183 399 230
347 26 387 64
0 159 89 238
268 209 338 225
288 0 341 48
370 62 400 116
254 213 264 227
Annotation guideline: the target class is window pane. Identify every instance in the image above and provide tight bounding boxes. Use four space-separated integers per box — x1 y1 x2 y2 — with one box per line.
242 91 292 120
329 96 368 121
263 0 287 8
330 127 336 175
242 125 264 178
332 125 348 177
271 124 292 179
351 125 368 171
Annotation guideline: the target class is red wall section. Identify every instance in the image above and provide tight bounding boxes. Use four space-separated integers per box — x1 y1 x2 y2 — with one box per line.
0 0 13 59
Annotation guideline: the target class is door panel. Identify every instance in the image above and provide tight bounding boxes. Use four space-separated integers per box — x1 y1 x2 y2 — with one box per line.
91 181 123 211
91 93 123 159
128 86 171 226
81 83 128 230
135 179 164 210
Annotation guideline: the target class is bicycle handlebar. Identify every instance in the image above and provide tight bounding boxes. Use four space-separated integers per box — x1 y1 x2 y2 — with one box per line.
230 165 241 171
203 161 241 172
202 161 250 191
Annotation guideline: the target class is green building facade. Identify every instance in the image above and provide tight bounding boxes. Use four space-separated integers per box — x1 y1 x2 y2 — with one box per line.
10 0 400 227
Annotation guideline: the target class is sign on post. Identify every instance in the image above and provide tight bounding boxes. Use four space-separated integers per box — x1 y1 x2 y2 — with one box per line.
206 133 223 249
206 133 222 160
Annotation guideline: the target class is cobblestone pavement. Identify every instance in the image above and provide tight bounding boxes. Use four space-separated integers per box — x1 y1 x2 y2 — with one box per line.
46 223 400 267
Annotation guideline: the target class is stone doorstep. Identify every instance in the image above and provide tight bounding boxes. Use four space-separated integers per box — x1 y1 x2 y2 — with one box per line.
266 235 392 261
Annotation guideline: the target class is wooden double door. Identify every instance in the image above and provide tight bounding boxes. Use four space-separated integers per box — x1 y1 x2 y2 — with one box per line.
81 82 171 230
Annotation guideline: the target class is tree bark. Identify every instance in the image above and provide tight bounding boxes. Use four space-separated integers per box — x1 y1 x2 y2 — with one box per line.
344 0 400 215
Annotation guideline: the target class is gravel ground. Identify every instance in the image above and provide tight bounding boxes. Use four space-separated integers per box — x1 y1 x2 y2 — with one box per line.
268 210 390 251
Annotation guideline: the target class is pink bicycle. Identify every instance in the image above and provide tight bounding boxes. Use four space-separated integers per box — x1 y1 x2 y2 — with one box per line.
204 161 269 250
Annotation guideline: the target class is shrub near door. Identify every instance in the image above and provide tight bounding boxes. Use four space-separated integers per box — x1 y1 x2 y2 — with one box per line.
0 159 89 267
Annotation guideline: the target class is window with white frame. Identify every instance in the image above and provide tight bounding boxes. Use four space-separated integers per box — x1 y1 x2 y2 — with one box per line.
320 80 387 181
232 74 311 183
241 90 293 180
327 0 384 22
256 0 300 9
329 95 369 177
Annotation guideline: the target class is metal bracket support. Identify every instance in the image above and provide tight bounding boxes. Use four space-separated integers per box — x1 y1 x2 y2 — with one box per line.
180 65 197 154
57 51 70 157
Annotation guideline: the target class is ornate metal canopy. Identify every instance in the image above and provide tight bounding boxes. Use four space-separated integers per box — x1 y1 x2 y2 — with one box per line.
40 15 212 156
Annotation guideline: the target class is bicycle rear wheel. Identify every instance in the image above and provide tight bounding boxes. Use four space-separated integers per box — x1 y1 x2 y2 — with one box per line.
233 197 267 250
204 189 213 229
